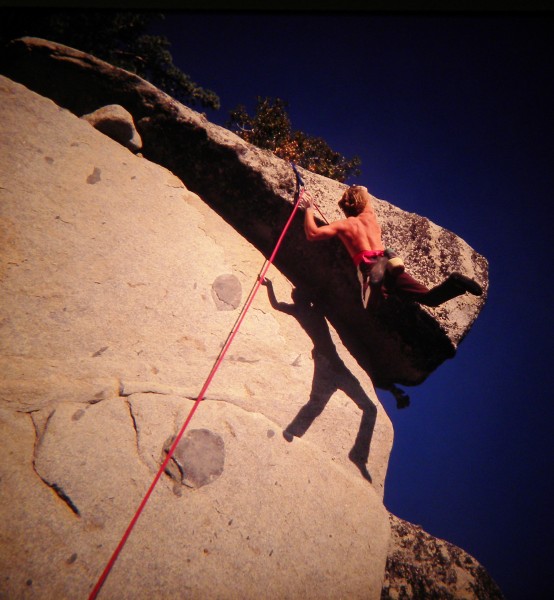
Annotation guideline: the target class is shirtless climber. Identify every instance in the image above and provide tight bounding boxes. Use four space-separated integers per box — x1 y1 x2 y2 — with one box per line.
301 185 483 308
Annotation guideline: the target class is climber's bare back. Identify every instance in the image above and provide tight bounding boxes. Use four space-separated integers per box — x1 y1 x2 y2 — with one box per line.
337 212 384 258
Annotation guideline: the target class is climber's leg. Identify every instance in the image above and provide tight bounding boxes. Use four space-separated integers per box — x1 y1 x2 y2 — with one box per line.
385 271 482 306
418 273 483 306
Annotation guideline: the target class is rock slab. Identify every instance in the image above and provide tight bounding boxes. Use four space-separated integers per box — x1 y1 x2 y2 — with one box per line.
0 74 394 599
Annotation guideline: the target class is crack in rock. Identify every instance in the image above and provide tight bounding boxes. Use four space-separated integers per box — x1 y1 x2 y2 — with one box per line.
30 412 81 517
125 399 147 470
119 380 274 420
50 482 81 516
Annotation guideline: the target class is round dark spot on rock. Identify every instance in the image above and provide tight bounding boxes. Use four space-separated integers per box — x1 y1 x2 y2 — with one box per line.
26 579 32 586
267 429 275 438
67 553 78 564
164 429 225 489
211 274 242 310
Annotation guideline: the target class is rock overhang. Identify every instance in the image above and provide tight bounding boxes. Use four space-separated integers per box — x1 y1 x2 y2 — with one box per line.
0 36 489 388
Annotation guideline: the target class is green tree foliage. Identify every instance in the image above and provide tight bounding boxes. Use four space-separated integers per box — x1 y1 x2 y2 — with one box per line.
228 97 361 183
0 10 220 110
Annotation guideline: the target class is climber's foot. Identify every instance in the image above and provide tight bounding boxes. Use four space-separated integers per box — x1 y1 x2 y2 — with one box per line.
450 273 483 296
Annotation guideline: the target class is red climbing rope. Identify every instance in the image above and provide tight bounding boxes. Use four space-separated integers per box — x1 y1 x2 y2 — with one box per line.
314 201 329 224
88 182 307 600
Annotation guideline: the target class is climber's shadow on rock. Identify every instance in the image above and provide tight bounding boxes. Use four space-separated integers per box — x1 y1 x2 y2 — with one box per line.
262 279 377 484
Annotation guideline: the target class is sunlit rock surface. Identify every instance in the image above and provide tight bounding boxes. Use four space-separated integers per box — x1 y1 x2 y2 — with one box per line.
0 74 392 599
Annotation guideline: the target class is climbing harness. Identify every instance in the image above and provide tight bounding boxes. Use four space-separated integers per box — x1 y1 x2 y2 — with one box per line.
88 164 308 599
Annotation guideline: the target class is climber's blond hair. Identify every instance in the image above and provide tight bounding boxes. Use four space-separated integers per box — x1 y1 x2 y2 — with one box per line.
338 185 369 217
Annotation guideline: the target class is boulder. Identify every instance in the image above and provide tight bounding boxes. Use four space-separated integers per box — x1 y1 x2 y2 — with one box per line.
81 104 142 152
0 37 489 388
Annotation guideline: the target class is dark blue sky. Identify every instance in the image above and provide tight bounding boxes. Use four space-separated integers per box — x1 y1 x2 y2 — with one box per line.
149 12 553 598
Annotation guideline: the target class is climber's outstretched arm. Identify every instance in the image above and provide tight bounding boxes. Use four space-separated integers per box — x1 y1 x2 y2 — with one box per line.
303 207 347 242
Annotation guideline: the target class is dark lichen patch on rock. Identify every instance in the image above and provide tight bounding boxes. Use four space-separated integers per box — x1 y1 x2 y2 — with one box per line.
164 428 225 489
211 274 242 311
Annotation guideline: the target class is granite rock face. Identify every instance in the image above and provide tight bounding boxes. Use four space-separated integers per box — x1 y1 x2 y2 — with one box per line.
0 75 393 599
381 514 504 599
0 37 489 388
0 39 499 599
